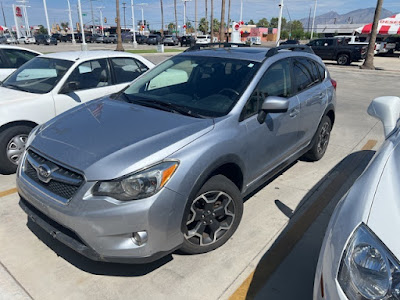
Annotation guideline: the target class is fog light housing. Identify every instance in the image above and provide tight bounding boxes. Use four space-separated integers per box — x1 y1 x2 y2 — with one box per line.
132 231 148 246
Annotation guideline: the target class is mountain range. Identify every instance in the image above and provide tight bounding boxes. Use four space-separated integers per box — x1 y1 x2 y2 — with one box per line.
299 8 397 29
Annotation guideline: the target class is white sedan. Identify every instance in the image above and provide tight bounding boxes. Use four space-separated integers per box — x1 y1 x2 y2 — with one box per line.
0 50 154 174
314 96 400 300
0 45 41 81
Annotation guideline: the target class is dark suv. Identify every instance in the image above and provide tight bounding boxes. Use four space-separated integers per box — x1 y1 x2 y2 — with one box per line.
17 44 336 263
180 35 196 47
35 34 57 45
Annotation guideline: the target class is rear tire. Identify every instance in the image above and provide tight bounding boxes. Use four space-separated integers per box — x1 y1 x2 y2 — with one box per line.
337 54 350 65
303 116 332 162
0 125 33 174
180 175 243 254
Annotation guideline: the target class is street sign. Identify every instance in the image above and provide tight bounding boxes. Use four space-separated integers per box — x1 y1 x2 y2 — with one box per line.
82 13 87 16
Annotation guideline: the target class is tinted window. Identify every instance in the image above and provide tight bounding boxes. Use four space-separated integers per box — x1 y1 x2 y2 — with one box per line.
242 59 292 119
293 58 318 92
317 63 326 81
111 57 148 84
64 59 111 91
0 53 7 68
2 49 38 68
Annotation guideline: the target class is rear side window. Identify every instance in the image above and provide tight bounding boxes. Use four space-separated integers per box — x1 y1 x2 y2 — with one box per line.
0 52 7 68
111 57 149 84
2 49 38 68
293 58 320 92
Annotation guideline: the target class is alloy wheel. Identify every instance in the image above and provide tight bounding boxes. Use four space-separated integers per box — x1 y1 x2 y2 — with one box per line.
317 122 330 155
185 191 235 246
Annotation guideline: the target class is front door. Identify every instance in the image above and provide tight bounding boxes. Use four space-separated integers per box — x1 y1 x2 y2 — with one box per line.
240 59 301 185
53 58 117 114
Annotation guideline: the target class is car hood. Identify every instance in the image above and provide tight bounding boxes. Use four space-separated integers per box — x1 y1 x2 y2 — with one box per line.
30 98 214 180
367 135 400 260
0 87 39 104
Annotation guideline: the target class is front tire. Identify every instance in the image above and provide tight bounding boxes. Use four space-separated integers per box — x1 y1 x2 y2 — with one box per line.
303 116 332 161
0 125 32 174
180 175 243 254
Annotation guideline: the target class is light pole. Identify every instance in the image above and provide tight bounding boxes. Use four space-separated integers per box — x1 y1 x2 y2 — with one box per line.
97 6 104 36
77 0 87 50
137 3 147 35
182 0 189 35
310 0 317 39
67 0 76 44
131 0 137 48
276 0 283 45
239 0 242 22
42 0 51 35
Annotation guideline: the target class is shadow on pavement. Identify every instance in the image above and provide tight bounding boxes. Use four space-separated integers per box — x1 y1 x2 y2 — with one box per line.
27 220 172 276
243 150 376 299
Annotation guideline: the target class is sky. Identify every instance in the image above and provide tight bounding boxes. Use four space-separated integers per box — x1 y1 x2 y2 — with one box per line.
1 0 399 31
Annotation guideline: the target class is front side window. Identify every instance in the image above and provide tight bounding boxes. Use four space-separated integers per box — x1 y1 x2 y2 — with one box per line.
121 55 260 118
64 59 111 91
2 49 38 68
111 57 148 84
2 57 73 94
242 59 292 119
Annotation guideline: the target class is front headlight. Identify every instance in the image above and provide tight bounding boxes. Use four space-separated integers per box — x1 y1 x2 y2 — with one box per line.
338 224 400 299
93 161 178 201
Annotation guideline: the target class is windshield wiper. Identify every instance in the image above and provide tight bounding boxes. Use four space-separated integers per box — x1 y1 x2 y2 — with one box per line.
128 97 205 118
3 84 29 92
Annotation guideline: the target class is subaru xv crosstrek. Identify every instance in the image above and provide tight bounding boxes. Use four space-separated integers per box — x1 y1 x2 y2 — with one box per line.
17 45 336 263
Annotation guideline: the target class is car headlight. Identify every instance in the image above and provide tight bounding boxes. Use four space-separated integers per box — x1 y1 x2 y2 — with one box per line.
338 224 400 299
93 161 178 201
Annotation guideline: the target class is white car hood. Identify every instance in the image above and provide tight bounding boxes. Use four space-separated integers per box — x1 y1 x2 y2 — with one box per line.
0 86 39 105
367 135 400 259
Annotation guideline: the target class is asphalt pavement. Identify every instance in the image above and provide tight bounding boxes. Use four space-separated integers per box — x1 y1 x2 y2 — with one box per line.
0 48 400 300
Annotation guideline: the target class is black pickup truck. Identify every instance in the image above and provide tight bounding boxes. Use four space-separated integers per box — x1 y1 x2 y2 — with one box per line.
307 37 367 65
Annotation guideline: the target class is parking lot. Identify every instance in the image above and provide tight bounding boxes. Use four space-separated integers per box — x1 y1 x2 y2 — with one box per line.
1 46 400 300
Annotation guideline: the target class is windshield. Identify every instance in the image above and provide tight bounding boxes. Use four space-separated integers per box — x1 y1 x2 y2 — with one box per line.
121 55 260 118
2 57 73 94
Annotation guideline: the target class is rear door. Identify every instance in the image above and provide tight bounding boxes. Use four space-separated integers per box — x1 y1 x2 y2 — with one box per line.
240 58 301 183
292 57 327 146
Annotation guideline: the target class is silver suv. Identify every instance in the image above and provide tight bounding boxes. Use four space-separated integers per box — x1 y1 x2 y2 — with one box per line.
18 45 336 263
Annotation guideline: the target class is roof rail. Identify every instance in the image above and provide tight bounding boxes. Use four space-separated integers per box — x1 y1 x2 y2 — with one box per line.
265 44 314 58
185 42 250 52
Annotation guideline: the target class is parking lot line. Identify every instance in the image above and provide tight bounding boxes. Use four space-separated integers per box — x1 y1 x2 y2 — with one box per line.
0 188 17 198
228 140 377 300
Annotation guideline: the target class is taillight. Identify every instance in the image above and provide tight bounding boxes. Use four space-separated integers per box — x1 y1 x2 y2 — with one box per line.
384 43 387 49
374 44 377 50
331 79 337 90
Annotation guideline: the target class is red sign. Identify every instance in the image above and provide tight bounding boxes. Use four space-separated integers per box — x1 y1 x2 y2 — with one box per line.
15 6 22 17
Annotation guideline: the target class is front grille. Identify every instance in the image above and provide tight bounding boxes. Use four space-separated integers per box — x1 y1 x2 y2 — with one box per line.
24 150 84 201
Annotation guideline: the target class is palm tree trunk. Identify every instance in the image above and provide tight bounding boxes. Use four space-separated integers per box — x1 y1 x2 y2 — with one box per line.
174 0 178 36
116 0 124 51
160 0 164 38
361 0 383 70
219 0 225 42
227 0 231 42
205 0 208 33
210 0 213 40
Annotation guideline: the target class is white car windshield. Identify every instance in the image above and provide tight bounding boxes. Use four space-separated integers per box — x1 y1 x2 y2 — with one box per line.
2 57 73 94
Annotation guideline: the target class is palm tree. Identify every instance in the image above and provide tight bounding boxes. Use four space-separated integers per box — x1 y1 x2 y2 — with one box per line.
160 0 164 37
205 0 208 33
210 0 213 40
116 0 124 51
361 0 383 70
227 0 231 41
174 0 178 36
219 0 225 42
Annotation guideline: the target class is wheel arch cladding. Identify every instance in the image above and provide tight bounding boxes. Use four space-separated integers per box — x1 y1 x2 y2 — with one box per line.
326 109 335 126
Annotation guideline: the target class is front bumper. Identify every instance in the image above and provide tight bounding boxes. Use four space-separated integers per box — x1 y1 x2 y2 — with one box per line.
17 161 187 264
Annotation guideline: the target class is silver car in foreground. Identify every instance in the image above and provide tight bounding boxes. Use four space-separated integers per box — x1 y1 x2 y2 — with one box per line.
314 96 400 300
18 45 336 263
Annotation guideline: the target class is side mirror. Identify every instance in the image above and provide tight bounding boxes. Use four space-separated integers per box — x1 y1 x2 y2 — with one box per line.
257 96 289 124
60 81 78 94
368 96 400 138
